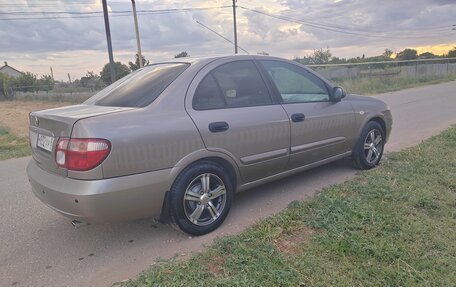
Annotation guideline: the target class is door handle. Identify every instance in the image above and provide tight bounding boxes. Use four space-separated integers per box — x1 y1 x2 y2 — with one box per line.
209 121 229 133
291 113 305 122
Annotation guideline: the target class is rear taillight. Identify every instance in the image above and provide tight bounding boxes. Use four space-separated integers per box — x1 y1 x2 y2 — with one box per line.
56 138 111 171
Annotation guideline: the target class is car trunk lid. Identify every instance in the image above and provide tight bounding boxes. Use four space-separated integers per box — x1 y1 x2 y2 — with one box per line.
29 104 132 176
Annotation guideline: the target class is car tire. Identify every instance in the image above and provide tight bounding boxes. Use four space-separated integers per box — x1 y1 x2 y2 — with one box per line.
168 161 233 235
352 121 385 170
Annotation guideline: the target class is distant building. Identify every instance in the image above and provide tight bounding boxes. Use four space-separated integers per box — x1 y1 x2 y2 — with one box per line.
0 62 23 78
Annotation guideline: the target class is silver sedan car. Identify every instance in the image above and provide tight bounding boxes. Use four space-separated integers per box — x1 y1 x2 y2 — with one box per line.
27 55 392 235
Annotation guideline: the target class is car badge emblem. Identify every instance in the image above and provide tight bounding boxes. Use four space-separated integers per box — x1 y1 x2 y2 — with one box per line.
34 116 39 127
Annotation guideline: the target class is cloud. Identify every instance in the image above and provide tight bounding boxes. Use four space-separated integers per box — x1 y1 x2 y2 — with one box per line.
0 0 455 80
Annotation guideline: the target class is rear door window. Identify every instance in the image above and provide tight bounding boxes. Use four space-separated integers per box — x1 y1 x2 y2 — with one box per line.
192 74 226 110
193 61 272 110
85 63 189 107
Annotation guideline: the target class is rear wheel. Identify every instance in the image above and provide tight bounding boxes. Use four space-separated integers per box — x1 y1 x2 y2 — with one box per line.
169 161 233 235
353 121 385 170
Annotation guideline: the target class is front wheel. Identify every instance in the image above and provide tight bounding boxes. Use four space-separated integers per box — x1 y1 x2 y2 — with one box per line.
168 161 233 235
352 121 385 170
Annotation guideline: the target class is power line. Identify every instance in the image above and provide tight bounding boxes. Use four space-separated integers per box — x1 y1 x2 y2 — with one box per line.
0 6 231 15
276 10 452 34
0 0 102 6
238 6 454 39
0 6 231 21
236 1 453 34
240 6 452 38
284 17 450 34
195 20 249 54
0 11 102 15
0 4 97 8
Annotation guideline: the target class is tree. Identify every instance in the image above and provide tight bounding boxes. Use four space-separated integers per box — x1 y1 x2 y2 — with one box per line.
310 48 332 64
100 62 131 84
0 73 15 99
293 55 312 65
382 49 394 59
15 72 38 92
447 47 456 58
38 75 54 92
79 71 105 90
418 52 437 59
128 53 150 71
395 48 418 60
175 51 190 58
329 56 347 64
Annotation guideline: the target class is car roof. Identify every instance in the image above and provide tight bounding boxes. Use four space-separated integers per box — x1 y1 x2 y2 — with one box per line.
149 54 286 66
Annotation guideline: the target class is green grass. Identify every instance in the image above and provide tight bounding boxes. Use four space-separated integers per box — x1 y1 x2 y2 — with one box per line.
0 126 30 160
122 125 456 287
334 75 456 95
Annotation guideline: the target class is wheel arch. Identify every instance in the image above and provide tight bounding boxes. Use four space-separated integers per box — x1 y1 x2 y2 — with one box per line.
353 115 388 154
159 150 241 222
357 115 388 141
369 116 387 137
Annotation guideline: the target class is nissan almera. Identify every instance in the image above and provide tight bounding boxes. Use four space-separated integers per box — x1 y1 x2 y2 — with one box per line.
27 55 392 235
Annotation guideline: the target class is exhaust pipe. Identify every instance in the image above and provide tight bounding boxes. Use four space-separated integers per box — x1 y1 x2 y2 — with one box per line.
71 220 88 228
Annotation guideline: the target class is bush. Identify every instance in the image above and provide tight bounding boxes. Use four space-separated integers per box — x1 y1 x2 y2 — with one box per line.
0 73 15 99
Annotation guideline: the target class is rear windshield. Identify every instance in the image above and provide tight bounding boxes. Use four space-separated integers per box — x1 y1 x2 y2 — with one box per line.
84 63 189 107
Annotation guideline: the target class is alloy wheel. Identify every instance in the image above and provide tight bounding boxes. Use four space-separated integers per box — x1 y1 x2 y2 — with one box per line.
363 129 383 164
183 173 227 226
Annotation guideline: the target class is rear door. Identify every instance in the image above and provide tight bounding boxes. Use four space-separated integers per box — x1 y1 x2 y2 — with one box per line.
258 59 357 170
185 59 290 183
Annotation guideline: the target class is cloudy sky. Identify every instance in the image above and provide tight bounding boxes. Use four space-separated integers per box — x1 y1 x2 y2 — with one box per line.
1 0 455 80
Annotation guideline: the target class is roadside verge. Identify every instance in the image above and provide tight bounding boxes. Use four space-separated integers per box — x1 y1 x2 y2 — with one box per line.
122 125 456 286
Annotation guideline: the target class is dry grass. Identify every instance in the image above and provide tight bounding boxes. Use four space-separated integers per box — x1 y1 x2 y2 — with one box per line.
274 226 316 256
0 100 73 160
0 100 72 137
204 255 225 276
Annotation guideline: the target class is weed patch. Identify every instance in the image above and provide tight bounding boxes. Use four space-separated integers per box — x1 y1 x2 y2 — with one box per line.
0 125 30 160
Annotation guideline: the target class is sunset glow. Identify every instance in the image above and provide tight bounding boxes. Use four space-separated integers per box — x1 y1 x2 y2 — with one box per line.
413 44 456 56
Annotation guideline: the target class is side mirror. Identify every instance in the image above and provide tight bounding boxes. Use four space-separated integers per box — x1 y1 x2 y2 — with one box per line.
331 86 346 102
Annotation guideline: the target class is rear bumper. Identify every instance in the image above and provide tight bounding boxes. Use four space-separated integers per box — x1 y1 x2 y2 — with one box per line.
27 160 171 223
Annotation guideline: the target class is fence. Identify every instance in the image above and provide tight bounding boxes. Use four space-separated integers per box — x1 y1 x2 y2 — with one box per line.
2 58 456 102
11 84 97 102
307 58 456 81
1 82 100 102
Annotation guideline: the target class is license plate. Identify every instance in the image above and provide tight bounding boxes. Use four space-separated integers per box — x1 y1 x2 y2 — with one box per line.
37 134 54 152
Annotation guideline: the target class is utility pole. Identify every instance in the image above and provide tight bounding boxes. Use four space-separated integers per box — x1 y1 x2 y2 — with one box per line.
102 0 116 83
50 67 54 80
232 0 238 54
131 0 144 68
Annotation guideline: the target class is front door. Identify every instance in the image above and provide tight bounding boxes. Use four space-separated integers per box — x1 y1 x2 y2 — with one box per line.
258 59 357 170
186 59 291 183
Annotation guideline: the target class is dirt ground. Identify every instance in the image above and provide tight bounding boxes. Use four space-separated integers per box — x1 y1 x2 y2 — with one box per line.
0 101 72 137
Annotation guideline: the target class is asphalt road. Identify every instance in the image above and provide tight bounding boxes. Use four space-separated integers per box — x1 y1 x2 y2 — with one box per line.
1 81 455 287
